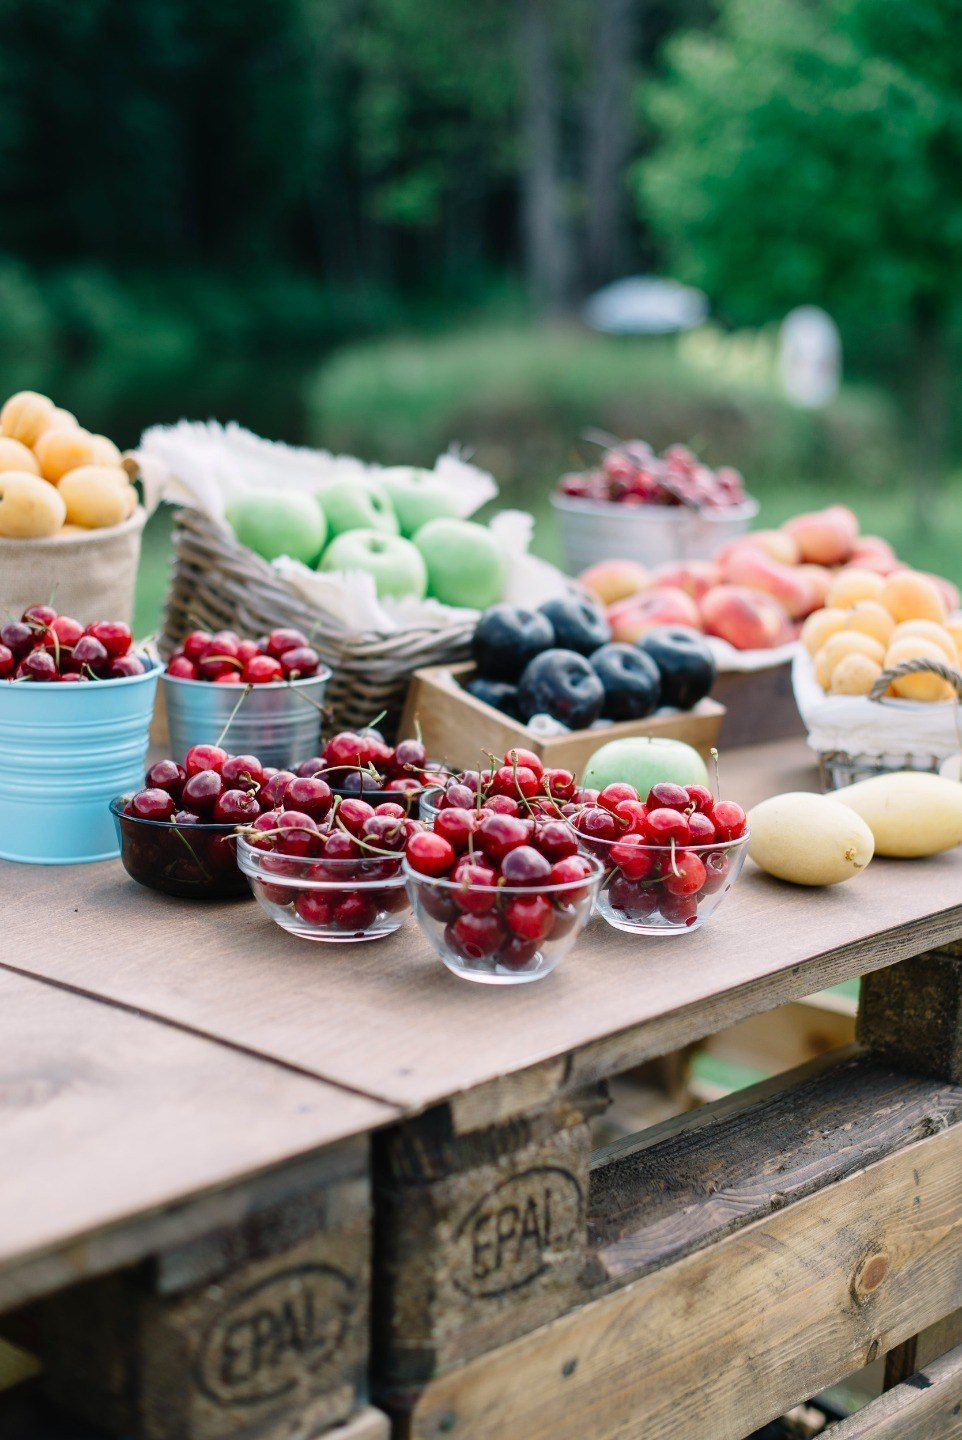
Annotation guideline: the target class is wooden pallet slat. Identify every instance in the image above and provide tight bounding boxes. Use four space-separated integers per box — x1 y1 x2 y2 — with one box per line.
824 1341 962 1438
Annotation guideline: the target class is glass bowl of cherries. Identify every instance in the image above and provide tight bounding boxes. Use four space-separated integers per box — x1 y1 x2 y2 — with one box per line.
420 751 591 826
573 780 749 936
237 798 421 942
404 804 604 984
293 729 444 813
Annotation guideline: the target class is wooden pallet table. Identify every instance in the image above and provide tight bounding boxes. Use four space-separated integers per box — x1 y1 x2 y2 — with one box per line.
4 737 962 1439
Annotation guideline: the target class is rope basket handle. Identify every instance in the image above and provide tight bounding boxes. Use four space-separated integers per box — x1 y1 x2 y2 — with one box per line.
869 657 962 704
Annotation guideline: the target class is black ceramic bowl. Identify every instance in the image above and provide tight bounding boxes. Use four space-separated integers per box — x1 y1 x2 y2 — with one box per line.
110 798 251 899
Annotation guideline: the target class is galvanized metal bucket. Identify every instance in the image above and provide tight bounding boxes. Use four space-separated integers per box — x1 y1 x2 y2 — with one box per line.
161 668 332 770
551 494 759 573
0 658 160 864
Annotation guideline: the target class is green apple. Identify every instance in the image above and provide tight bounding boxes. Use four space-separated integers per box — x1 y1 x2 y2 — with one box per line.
317 478 399 538
379 466 462 537
319 528 427 600
227 490 327 565
413 518 505 610
582 737 708 794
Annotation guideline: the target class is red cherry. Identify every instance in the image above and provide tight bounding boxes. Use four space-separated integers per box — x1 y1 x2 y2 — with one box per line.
275 810 321 857
647 782 690 811
548 854 594 896
213 788 261 823
394 738 428 771
477 813 530 864
375 802 407 820
57 672 87 682
434 807 476 853
242 654 284 684
406 830 456 877
447 911 505 959
644 808 691 845
248 809 283 850
503 747 544 778
0 643 14 678
576 806 620 843
687 812 716 844
146 759 186 797
658 889 699 925
131 787 175 821
419 883 459 922
70 634 109 675
450 858 499 912
167 655 198 679
236 638 260 663
485 794 521 817
213 671 243 684
608 874 659 920
500 845 552 885
172 810 202 826
499 936 540 970
533 819 578 862
662 850 707 896
181 769 224 815
338 798 376 836
262 770 296 806
613 798 648 833
283 775 332 820
710 800 747 841
85 620 132 658
184 744 229 776
324 731 366 768
182 630 213 662
280 645 320 679
220 754 266 789
22 604 57 627
266 628 309 659
45 615 84 650
197 637 241 680
109 654 146 678
0 623 32 660
702 851 731 893
542 767 576 801
295 891 334 926
361 814 408 853
685 784 715 813
492 763 539 799
335 893 378 931
610 834 657 881
439 782 474 811
503 894 554 942
385 777 422 795
598 783 638 814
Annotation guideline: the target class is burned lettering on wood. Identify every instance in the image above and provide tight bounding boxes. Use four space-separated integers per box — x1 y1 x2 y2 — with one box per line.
452 1167 583 1300
195 1263 354 1407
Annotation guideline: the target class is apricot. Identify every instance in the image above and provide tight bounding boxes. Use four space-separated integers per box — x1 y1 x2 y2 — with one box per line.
815 630 885 690
57 466 130 528
830 653 883 697
796 564 833 608
881 571 946 624
845 601 895 648
35 428 99 484
884 637 955 701
88 433 122 466
0 437 40 476
892 620 957 655
45 406 77 433
826 567 885 608
943 616 962 656
801 607 849 655
0 471 66 537
0 391 55 447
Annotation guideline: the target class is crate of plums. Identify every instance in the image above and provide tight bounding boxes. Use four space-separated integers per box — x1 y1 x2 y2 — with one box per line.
400 592 724 774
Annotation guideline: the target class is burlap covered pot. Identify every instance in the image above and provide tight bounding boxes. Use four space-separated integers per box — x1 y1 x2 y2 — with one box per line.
0 508 146 627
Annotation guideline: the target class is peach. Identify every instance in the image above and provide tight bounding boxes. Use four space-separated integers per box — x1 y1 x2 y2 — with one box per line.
744 529 800 566
782 506 858 566
0 471 66 537
796 564 833 608
721 547 815 620
578 559 649 606
0 437 40 476
918 570 961 614
848 536 898 576
801 607 849 655
649 559 721 602
700 585 790 650
826 567 885 608
880 571 946 624
845 601 895 648
35 427 99 484
0 391 55 447
814 631 886 689
829 653 882 697
607 587 701 643
884 637 956 702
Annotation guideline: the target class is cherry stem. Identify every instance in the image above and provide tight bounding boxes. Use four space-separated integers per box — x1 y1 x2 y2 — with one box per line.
215 684 253 749
170 825 213 882
710 747 721 801
670 836 681 878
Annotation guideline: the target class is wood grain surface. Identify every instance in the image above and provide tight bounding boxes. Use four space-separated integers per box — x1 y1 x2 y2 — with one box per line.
4 740 961 1117
0 970 390 1307
825 1341 962 1439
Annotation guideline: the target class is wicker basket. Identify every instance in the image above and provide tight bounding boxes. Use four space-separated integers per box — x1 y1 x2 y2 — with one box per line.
159 508 474 738
818 658 962 789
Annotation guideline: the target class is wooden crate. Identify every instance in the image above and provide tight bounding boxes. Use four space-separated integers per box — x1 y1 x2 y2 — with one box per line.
400 661 724 774
714 658 806 748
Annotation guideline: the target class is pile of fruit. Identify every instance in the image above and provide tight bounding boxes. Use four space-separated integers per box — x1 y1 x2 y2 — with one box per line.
558 441 749 510
468 594 716 726
0 605 142 681
801 570 962 701
166 627 322 684
0 391 138 539
579 505 959 652
427 748 592 818
282 731 438 802
226 466 505 609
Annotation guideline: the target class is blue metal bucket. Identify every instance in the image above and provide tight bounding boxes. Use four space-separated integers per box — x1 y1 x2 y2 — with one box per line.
0 660 160 864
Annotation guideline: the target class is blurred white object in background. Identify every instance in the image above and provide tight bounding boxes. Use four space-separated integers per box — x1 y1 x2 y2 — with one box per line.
583 275 708 335
778 306 841 408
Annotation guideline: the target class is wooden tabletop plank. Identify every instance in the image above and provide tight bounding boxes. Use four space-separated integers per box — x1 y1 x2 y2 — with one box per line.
4 739 961 1115
0 969 391 1307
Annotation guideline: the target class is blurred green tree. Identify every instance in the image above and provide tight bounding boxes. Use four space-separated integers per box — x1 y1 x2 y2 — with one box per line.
638 0 962 520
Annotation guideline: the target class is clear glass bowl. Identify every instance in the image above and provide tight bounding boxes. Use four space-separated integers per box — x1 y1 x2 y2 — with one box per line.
404 854 604 984
418 786 445 824
237 836 410 943
578 830 750 936
110 798 250 900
